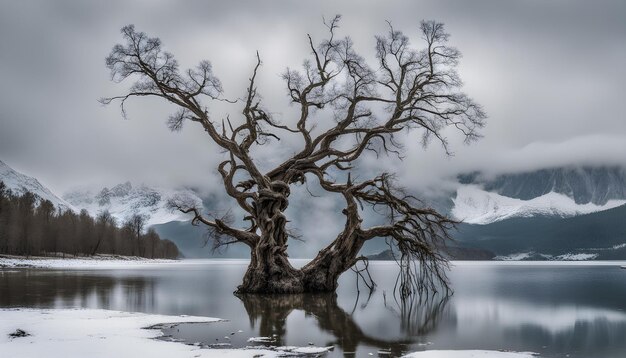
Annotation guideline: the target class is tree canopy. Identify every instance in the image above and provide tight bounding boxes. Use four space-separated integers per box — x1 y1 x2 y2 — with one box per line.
103 16 485 295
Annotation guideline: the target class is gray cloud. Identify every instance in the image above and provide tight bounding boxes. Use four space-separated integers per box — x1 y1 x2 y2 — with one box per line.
1 0 625 198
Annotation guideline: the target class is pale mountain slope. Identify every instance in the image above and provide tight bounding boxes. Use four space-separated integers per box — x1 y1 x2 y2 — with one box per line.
0 160 74 213
451 184 626 225
63 182 203 227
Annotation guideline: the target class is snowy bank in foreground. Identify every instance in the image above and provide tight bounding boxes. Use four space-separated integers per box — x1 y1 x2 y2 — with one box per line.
0 308 540 358
0 308 280 358
0 255 179 269
404 351 537 357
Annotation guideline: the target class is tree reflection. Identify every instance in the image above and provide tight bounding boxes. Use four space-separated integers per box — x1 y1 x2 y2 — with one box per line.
237 292 449 355
384 292 452 336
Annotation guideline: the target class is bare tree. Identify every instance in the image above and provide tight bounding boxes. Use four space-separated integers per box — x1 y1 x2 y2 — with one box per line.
126 213 147 256
92 210 115 255
103 17 485 295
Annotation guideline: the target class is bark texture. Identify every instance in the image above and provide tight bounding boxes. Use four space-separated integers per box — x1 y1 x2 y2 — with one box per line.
237 181 304 293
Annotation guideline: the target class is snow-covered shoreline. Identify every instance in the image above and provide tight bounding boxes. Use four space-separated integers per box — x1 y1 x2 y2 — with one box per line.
0 254 181 269
0 308 282 357
3 256 626 270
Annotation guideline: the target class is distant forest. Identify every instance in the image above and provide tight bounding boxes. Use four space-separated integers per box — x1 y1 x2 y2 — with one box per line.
0 181 180 258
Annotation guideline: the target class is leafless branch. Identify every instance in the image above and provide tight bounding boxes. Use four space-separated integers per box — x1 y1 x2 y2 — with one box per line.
104 17 485 295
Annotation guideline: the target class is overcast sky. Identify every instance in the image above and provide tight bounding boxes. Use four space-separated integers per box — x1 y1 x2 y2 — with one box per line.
1 0 626 196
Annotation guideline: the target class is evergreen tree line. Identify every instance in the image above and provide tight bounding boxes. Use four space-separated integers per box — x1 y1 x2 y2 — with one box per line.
0 181 180 258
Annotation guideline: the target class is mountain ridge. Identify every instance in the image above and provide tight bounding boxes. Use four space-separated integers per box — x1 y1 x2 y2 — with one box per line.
459 166 626 205
63 182 203 227
0 160 74 213
452 166 626 224
453 202 626 259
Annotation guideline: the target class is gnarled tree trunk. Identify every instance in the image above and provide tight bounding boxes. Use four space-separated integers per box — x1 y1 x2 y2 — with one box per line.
301 232 365 292
239 181 368 294
237 248 303 293
237 181 304 293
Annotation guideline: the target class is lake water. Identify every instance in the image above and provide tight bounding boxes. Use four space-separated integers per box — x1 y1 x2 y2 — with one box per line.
2 260 626 357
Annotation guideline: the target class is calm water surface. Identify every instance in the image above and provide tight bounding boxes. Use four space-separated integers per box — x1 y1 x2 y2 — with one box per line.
2 260 626 357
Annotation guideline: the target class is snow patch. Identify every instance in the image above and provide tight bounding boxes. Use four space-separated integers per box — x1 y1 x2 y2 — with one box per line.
554 253 598 261
494 252 536 261
247 336 275 343
494 252 598 261
274 346 333 354
452 184 626 225
587 243 626 251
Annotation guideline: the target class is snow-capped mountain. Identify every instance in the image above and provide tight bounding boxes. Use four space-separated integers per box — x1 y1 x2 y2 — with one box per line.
452 166 626 224
63 182 203 227
452 184 626 225
0 160 74 213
